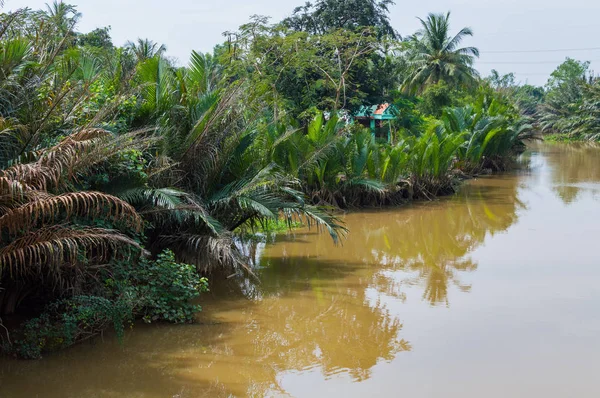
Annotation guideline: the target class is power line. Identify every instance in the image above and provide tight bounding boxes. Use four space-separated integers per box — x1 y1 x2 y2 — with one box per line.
477 59 600 65
482 47 600 54
510 73 554 76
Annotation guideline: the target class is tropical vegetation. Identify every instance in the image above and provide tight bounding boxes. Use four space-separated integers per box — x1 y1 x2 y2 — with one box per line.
488 59 600 142
0 0 585 358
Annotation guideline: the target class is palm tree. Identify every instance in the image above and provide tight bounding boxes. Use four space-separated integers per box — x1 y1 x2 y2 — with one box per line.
45 1 81 34
0 129 148 314
402 12 479 94
439 95 533 172
126 38 166 62
130 57 345 272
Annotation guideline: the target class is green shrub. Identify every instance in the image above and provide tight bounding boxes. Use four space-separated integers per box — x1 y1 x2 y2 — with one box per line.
544 133 577 143
418 82 455 117
132 250 209 324
10 250 208 359
12 296 133 360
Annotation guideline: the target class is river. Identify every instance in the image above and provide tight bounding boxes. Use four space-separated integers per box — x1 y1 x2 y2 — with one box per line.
1 142 599 397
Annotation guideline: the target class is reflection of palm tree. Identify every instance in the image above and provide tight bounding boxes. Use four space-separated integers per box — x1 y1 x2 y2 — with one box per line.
365 176 522 305
546 143 600 204
420 258 476 305
244 258 410 381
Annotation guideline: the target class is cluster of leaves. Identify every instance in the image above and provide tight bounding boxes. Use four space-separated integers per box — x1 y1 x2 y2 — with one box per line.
486 60 599 142
443 92 534 171
283 0 397 37
536 59 599 141
116 250 209 325
11 295 132 359
10 249 206 359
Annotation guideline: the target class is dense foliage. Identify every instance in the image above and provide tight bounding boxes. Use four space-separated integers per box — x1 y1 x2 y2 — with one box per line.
0 0 574 357
11 249 208 359
488 60 600 142
536 59 600 141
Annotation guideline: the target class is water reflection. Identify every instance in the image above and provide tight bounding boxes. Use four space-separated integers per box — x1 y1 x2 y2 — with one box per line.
250 174 523 308
543 143 600 204
206 258 410 389
365 177 524 305
4 143 598 398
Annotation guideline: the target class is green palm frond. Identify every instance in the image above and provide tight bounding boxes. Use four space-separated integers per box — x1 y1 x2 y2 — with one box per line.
403 12 479 93
118 187 187 210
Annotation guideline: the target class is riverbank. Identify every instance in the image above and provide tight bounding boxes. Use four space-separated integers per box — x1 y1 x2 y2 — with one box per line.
543 133 600 143
0 143 527 360
2 142 599 397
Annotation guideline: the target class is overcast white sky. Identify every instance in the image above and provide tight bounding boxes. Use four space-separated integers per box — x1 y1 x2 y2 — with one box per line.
4 0 600 86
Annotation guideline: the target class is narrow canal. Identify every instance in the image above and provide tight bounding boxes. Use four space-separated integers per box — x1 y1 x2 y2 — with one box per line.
1 142 599 397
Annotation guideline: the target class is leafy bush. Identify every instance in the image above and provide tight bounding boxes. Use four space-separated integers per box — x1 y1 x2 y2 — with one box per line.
12 296 133 360
406 123 465 197
417 82 456 117
442 94 533 172
132 250 209 324
9 250 208 359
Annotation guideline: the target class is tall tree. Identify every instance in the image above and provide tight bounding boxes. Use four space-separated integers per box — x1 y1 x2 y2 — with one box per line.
126 38 166 62
44 0 81 35
77 26 113 49
546 58 590 91
537 59 597 138
402 12 479 94
284 0 397 37
227 16 383 116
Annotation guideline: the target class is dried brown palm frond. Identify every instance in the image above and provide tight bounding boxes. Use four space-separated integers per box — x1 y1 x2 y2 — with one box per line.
158 233 247 274
70 129 157 179
31 128 114 184
0 129 111 190
0 190 53 214
68 128 113 141
0 226 143 283
0 191 143 237
0 128 155 191
0 177 31 202
0 163 55 191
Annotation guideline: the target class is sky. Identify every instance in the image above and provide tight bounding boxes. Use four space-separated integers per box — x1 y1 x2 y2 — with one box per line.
4 0 600 86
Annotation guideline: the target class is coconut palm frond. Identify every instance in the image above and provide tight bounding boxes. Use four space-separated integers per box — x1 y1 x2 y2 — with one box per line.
402 12 479 93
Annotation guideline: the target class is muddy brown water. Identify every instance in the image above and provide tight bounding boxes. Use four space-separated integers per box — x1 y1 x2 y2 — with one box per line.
1 142 600 398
